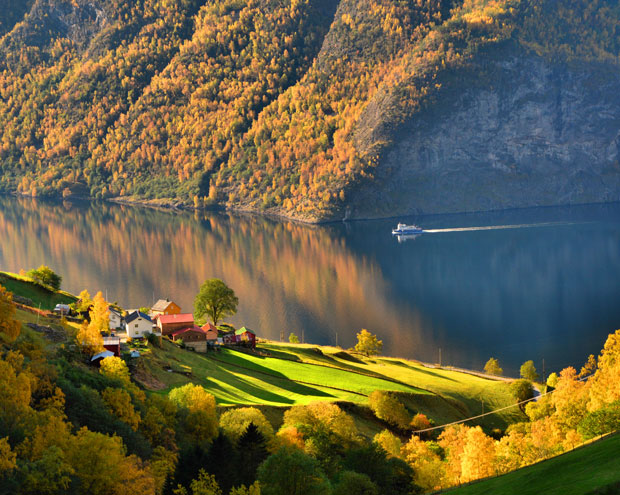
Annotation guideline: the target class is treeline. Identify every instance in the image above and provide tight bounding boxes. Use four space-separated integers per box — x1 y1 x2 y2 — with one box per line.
0 0 618 220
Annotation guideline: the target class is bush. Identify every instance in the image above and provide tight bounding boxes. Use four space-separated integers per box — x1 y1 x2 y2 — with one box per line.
368 391 410 430
509 379 534 411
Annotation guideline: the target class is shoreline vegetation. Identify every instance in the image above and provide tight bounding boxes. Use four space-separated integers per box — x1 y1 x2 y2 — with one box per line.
1 268 620 494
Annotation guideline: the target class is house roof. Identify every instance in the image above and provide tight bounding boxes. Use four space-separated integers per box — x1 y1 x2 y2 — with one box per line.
151 299 177 312
125 311 152 324
202 322 218 332
171 325 206 338
235 326 256 336
158 313 194 325
108 307 123 317
91 350 115 361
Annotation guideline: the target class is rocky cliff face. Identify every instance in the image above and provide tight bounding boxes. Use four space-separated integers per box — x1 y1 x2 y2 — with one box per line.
346 43 620 220
10 0 109 49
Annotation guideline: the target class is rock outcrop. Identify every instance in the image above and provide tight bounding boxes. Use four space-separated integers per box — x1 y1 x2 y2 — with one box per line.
346 43 620 219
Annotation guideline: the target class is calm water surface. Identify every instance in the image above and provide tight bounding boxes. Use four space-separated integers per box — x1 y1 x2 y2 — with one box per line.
1 195 619 376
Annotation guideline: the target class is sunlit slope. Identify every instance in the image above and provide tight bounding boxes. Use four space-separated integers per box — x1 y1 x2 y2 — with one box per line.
444 433 620 495
140 340 524 431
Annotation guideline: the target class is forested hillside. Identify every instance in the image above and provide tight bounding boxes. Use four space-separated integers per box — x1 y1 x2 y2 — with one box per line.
0 0 619 221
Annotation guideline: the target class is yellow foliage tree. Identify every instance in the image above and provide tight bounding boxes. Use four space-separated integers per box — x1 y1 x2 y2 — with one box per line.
89 291 110 334
0 437 17 473
589 329 620 410
168 384 218 443
76 320 104 355
551 367 589 431
438 425 469 485
372 429 402 458
401 435 444 491
354 329 383 356
219 407 275 444
67 427 154 495
495 428 528 474
101 388 141 431
276 426 305 450
368 390 410 429
100 357 131 385
0 285 21 342
459 427 496 483
76 289 93 314
282 401 359 446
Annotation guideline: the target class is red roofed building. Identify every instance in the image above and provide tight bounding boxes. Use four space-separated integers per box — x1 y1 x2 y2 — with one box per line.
157 313 195 335
171 325 207 352
103 336 121 357
201 323 219 342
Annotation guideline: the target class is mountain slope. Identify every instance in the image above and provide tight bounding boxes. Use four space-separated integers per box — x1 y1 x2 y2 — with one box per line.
0 0 618 221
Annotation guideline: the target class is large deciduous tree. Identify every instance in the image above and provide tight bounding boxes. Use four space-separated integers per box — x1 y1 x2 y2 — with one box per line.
354 329 382 357
520 360 539 382
484 357 503 376
26 265 62 290
194 279 238 326
510 379 534 411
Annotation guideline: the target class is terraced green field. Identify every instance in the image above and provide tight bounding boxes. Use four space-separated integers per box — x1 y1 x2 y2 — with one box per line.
139 340 524 432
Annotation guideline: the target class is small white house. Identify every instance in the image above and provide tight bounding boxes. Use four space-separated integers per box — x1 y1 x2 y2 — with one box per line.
53 304 71 316
124 311 154 339
109 307 124 330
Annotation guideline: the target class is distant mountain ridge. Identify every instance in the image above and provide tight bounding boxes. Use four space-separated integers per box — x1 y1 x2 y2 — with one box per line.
0 0 618 221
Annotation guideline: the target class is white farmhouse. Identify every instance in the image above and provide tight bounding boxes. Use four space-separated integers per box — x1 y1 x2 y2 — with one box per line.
124 311 154 339
109 307 124 330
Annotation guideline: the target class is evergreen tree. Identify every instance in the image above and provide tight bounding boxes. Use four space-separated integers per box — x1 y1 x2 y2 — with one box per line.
237 423 269 487
204 433 239 493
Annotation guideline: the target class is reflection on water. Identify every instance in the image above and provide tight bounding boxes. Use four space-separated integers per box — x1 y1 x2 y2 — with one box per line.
1 195 619 376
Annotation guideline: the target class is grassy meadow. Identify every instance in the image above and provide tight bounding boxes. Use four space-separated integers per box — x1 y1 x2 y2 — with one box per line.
136 339 525 434
0 271 77 310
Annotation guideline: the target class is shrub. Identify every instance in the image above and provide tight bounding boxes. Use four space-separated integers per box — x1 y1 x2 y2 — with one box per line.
368 391 410 430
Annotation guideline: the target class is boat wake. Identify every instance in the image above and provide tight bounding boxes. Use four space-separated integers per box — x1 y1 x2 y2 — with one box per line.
423 222 573 234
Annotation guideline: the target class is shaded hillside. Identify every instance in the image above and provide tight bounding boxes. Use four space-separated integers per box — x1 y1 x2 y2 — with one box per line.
0 0 618 221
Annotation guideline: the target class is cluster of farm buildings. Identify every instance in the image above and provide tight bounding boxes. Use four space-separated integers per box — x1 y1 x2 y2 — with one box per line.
55 298 256 356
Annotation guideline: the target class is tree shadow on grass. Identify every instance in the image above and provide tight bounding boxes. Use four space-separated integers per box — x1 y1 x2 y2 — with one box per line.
204 359 335 405
221 348 427 395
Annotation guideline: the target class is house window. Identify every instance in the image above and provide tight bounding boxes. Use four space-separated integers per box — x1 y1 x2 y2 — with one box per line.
135 324 139 328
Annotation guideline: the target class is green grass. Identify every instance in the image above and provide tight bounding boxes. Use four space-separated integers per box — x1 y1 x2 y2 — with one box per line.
258 342 525 430
444 433 620 495
140 341 429 407
137 340 524 434
0 271 77 310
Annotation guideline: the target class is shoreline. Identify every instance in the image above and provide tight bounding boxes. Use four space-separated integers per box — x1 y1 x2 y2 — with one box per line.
7 190 620 227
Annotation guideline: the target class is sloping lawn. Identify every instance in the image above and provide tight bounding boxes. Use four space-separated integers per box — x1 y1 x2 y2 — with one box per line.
0 271 77 310
142 342 428 406
444 433 620 495
259 342 525 430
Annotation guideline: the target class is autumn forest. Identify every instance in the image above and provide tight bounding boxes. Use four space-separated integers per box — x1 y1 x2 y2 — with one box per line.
0 0 618 221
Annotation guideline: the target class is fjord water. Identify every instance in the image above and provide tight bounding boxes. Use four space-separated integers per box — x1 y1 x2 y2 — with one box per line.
1 196 619 376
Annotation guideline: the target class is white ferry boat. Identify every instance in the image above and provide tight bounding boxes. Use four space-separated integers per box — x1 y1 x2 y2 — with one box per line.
392 223 424 235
